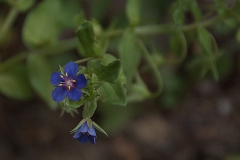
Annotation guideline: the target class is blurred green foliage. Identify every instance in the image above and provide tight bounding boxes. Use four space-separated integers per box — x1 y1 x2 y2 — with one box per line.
0 0 240 139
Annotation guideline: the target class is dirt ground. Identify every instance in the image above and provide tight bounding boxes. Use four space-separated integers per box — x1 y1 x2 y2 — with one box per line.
1 74 240 160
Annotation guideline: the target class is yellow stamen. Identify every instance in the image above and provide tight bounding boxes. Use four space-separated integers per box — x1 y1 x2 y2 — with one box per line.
72 80 76 82
68 86 71 90
59 84 63 86
60 75 64 78
66 73 68 77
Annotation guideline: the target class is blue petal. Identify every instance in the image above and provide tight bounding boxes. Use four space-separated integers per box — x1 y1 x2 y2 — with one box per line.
73 123 88 138
64 62 78 78
52 87 67 102
77 134 88 143
88 126 96 136
50 72 63 86
75 74 87 89
79 122 88 132
68 88 82 101
73 130 81 139
89 135 96 144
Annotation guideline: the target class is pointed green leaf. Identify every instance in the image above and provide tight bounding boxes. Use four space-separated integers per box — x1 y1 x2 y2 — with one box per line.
87 59 121 83
82 100 97 119
119 29 141 87
8 0 35 11
209 59 219 81
92 121 108 136
100 79 127 106
126 0 140 26
22 0 80 48
22 0 61 48
27 53 57 109
57 0 81 28
87 118 93 129
0 65 33 100
70 119 87 133
59 65 64 75
173 8 184 25
76 21 101 57
127 73 151 102
190 0 202 21
73 11 86 27
198 27 212 55
101 54 117 65
198 28 219 81
170 34 181 55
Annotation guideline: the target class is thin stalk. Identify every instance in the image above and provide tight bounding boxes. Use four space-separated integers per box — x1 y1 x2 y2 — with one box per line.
138 39 163 98
100 16 221 38
0 8 19 44
75 57 93 64
0 38 77 73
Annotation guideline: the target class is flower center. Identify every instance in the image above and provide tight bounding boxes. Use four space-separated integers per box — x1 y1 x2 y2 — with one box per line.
58 73 76 90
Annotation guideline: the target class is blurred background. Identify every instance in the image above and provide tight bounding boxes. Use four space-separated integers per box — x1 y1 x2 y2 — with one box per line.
1 0 240 159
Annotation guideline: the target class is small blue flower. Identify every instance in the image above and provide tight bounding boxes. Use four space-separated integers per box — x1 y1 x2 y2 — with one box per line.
73 122 96 144
50 62 87 102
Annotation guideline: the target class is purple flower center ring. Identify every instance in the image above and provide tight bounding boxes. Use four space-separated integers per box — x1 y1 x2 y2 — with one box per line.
58 73 76 90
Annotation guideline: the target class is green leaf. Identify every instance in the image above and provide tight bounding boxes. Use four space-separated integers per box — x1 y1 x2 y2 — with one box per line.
57 0 81 28
76 21 101 57
126 0 140 26
198 27 212 55
27 53 57 109
87 118 93 129
85 87 99 101
100 79 127 106
173 8 184 25
8 0 35 11
198 28 219 81
0 65 33 100
22 0 80 48
119 29 141 87
101 54 117 65
190 0 202 21
170 31 187 61
91 0 112 22
82 100 97 119
98 104 135 134
70 118 86 133
73 11 86 27
22 0 61 49
170 33 183 56
87 59 121 83
66 98 84 109
92 121 108 136
127 73 150 102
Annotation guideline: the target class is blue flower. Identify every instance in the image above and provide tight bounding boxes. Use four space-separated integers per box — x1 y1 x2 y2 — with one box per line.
50 62 87 102
73 122 96 144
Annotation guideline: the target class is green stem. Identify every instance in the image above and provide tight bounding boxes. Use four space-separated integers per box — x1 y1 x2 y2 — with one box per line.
0 38 77 73
165 31 187 65
182 16 220 31
100 16 220 37
0 8 19 44
138 39 163 98
75 57 93 64
0 15 221 74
